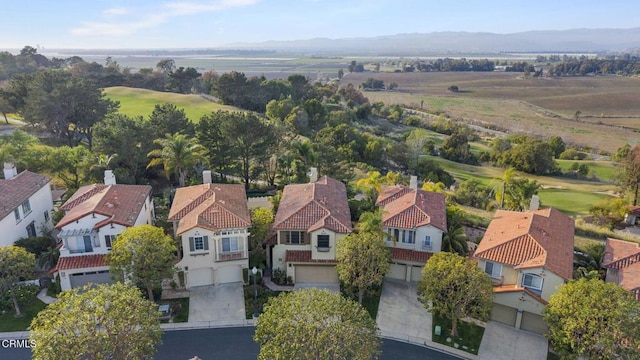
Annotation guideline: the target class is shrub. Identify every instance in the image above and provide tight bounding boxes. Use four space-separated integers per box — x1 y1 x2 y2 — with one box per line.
0 284 39 311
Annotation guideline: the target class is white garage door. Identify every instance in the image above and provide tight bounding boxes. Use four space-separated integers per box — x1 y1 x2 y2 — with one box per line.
188 268 214 288
411 265 424 282
217 265 243 284
387 263 406 280
295 265 339 283
70 270 112 288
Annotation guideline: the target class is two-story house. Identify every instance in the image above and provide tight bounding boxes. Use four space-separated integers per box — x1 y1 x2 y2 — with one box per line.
271 173 352 286
168 171 251 288
474 207 574 334
376 179 447 282
0 163 54 246
52 171 154 291
603 237 640 300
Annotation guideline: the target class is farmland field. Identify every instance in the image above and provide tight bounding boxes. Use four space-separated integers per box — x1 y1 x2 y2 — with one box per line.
342 72 640 153
104 86 241 122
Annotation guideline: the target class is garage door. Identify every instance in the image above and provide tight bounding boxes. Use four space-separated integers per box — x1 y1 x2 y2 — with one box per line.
70 270 112 288
295 265 339 283
217 265 243 284
491 303 517 326
521 311 548 334
188 268 214 288
411 266 424 282
387 263 406 280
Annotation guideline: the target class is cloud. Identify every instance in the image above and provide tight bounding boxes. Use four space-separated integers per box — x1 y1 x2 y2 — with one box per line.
70 0 259 37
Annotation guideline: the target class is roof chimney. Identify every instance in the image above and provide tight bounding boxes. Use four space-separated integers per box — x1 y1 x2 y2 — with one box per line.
3 162 17 180
309 167 318 183
203 170 212 184
529 195 540 211
104 170 116 185
409 176 418 190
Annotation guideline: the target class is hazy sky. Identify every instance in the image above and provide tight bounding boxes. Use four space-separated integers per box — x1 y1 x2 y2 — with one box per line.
3 0 640 49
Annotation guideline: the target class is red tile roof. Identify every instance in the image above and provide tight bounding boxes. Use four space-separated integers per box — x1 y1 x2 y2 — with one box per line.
603 238 640 300
273 176 352 234
474 208 574 280
390 247 433 263
376 186 447 232
168 183 250 235
56 254 107 271
285 250 337 264
627 205 640 215
0 170 51 219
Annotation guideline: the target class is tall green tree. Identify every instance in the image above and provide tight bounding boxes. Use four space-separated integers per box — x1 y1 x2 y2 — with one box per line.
254 288 380 360
30 283 162 360
336 230 390 304
418 252 492 337
0 246 35 317
46 145 92 190
148 103 194 138
442 205 469 256
106 225 176 302
147 133 205 187
196 111 236 182
544 278 640 359
493 168 540 211
249 207 273 268
617 145 640 206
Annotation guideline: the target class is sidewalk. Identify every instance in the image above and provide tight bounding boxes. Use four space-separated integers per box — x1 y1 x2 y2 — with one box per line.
36 289 56 304
262 275 293 292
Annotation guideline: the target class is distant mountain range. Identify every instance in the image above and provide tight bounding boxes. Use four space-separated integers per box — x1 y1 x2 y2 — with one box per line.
223 28 640 55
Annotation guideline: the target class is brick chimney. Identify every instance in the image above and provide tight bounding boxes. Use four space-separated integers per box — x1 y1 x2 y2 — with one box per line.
3 162 17 179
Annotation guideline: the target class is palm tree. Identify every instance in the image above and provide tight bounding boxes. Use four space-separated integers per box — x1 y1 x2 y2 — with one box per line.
357 209 385 237
442 205 469 256
291 139 317 166
147 133 205 187
422 181 447 193
356 171 401 196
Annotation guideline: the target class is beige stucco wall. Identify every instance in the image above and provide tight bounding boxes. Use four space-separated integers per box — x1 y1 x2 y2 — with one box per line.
384 224 444 253
493 291 546 316
518 267 565 302
478 259 519 285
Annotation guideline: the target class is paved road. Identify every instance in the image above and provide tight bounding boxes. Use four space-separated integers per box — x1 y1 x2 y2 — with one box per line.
1 327 462 359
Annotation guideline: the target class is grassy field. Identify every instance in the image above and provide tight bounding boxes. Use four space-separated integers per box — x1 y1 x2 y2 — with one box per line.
555 159 619 182
0 299 47 332
344 72 640 153
104 86 241 122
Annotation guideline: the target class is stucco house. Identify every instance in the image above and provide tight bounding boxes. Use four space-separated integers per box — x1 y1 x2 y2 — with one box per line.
270 172 352 285
376 180 447 282
0 163 54 246
473 207 574 334
52 171 154 291
603 237 640 300
168 171 251 288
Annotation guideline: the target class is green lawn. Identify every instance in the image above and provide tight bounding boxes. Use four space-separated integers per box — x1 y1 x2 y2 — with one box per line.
555 159 619 183
432 314 485 355
537 188 611 217
104 86 241 122
0 299 47 332
244 284 282 319
157 297 189 323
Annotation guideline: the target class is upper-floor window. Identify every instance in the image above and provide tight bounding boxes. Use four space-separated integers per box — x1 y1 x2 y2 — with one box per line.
44 210 50 222
222 237 239 252
317 235 330 252
22 200 31 215
189 236 209 252
105 234 117 249
14 208 21 222
484 261 502 279
387 228 415 244
522 273 543 291
422 236 432 250
284 231 306 245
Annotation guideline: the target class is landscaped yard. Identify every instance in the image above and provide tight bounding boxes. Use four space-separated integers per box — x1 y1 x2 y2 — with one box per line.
431 314 485 355
243 284 281 319
342 286 382 320
156 297 189 323
0 299 47 332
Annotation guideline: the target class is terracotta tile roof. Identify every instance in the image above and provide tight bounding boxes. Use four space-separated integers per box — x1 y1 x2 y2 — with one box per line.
285 250 337 264
55 254 107 271
603 238 640 299
377 186 447 232
0 171 51 219
493 284 548 305
390 247 432 263
627 205 640 215
474 208 574 280
273 176 352 234
56 184 152 229
168 183 250 235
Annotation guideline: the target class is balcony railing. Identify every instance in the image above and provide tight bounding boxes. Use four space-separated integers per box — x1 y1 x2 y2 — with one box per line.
60 247 94 256
215 250 248 262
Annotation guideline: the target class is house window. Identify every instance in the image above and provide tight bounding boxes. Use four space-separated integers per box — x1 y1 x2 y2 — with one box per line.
484 261 502 279
26 222 36 238
44 210 50 222
93 235 100 248
285 231 305 244
14 208 20 222
194 236 204 251
222 237 239 252
523 273 543 291
402 230 415 244
393 229 400 242
22 200 31 215
105 235 117 249
317 235 330 251
422 236 432 250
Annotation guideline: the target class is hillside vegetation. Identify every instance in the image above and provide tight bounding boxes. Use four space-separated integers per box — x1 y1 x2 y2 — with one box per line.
104 86 241 122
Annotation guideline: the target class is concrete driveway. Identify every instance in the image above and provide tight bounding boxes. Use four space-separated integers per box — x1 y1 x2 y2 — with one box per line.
376 279 432 343
478 321 548 360
188 283 246 322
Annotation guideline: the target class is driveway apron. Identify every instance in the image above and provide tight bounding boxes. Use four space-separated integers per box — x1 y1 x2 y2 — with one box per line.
188 283 246 322
376 279 432 343
478 321 548 360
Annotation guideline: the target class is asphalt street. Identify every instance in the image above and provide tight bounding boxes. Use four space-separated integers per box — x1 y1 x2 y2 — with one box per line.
1 327 462 359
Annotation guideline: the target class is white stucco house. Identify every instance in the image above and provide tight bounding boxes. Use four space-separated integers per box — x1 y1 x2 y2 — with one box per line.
0 162 54 246
168 172 251 288
270 172 352 285
375 180 447 282
52 171 154 291
474 207 574 334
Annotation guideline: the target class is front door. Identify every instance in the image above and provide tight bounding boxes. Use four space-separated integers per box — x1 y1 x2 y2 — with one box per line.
83 235 93 253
